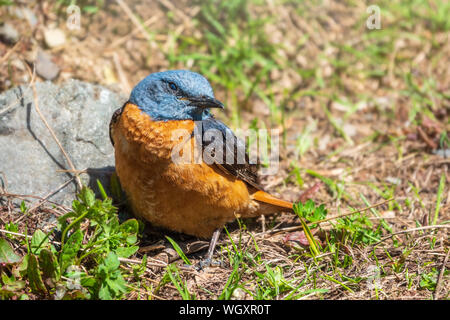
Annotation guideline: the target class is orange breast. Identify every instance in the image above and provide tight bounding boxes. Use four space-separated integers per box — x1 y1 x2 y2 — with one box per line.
111 103 254 238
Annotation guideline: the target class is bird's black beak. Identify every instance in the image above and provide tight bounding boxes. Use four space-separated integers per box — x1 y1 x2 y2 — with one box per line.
186 96 224 109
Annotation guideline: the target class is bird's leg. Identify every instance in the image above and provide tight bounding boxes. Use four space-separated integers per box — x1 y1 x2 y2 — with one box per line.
196 228 222 270
205 228 221 261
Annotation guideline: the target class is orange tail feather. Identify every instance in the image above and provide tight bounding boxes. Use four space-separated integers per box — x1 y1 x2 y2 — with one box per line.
252 190 293 210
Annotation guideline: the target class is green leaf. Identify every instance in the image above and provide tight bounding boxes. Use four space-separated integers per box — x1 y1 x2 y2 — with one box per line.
105 273 127 295
119 219 139 235
82 5 99 14
1 273 25 291
97 179 108 200
0 0 13 6
78 187 95 208
110 172 123 202
96 252 128 300
98 283 113 300
20 200 27 214
31 229 49 255
125 234 137 245
103 252 120 272
18 254 29 277
27 254 46 293
60 229 83 272
293 202 321 256
4 222 19 238
80 276 96 288
115 246 139 258
0 238 21 264
39 249 60 281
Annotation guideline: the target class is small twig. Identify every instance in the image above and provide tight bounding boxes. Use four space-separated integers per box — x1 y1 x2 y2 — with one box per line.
25 64 82 190
417 126 438 150
158 0 192 25
0 39 21 65
138 243 166 253
0 229 60 245
387 41 399 84
0 97 22 117
299 182 323 203
56 169 88 174
113 52 131 93
118 257 167 268
122 282 167 300
261 215 266 233
433 248 450 300
120 266 178 295
2 191 52 201
108 15 160 49
0 191 72 212
258 198 394 236
311 198 394 226
119 255 195 273
115 0 152 41
27 178 75 213
373 225 450 246
0 229 32 239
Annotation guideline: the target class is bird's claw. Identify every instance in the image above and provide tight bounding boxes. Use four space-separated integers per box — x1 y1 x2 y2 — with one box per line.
193 258 224 271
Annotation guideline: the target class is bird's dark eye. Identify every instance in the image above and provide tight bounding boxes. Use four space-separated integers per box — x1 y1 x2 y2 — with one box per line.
168 82 177 91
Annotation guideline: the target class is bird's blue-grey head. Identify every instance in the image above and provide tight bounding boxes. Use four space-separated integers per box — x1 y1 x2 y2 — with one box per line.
129 70 224 121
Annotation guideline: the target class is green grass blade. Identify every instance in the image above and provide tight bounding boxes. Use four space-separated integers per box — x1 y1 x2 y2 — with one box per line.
432 173 446 225
166 236 191 265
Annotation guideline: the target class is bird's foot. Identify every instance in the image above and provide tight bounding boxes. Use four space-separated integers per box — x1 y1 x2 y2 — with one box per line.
181 258 223 270
194 258 224 271
181 228 224 271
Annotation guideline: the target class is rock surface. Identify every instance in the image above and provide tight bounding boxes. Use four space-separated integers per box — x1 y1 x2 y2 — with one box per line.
0 80 126 206
0 22 20 44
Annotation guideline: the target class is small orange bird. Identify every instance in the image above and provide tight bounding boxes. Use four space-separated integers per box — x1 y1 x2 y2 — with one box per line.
110 70 294 266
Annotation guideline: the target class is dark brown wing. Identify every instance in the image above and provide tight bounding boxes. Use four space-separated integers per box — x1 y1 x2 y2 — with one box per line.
109 102 128 146
194 117 264 191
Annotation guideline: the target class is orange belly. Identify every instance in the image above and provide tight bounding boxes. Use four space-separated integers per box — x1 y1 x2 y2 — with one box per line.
111 103 255 238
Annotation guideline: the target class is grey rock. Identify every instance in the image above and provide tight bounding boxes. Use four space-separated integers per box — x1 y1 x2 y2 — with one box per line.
36 50 60 81
0 23 20 44
0 80 126 206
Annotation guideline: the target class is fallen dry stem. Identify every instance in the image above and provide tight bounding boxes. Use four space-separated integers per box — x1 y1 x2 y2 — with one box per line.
0 38 22 66
26 178 75 214
260 198 395 236
373 225 450 246
433 248 450 300
25 64 82 190
115 0 152 41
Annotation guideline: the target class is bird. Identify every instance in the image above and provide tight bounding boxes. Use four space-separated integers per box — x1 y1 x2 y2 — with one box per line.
109 70 294 266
